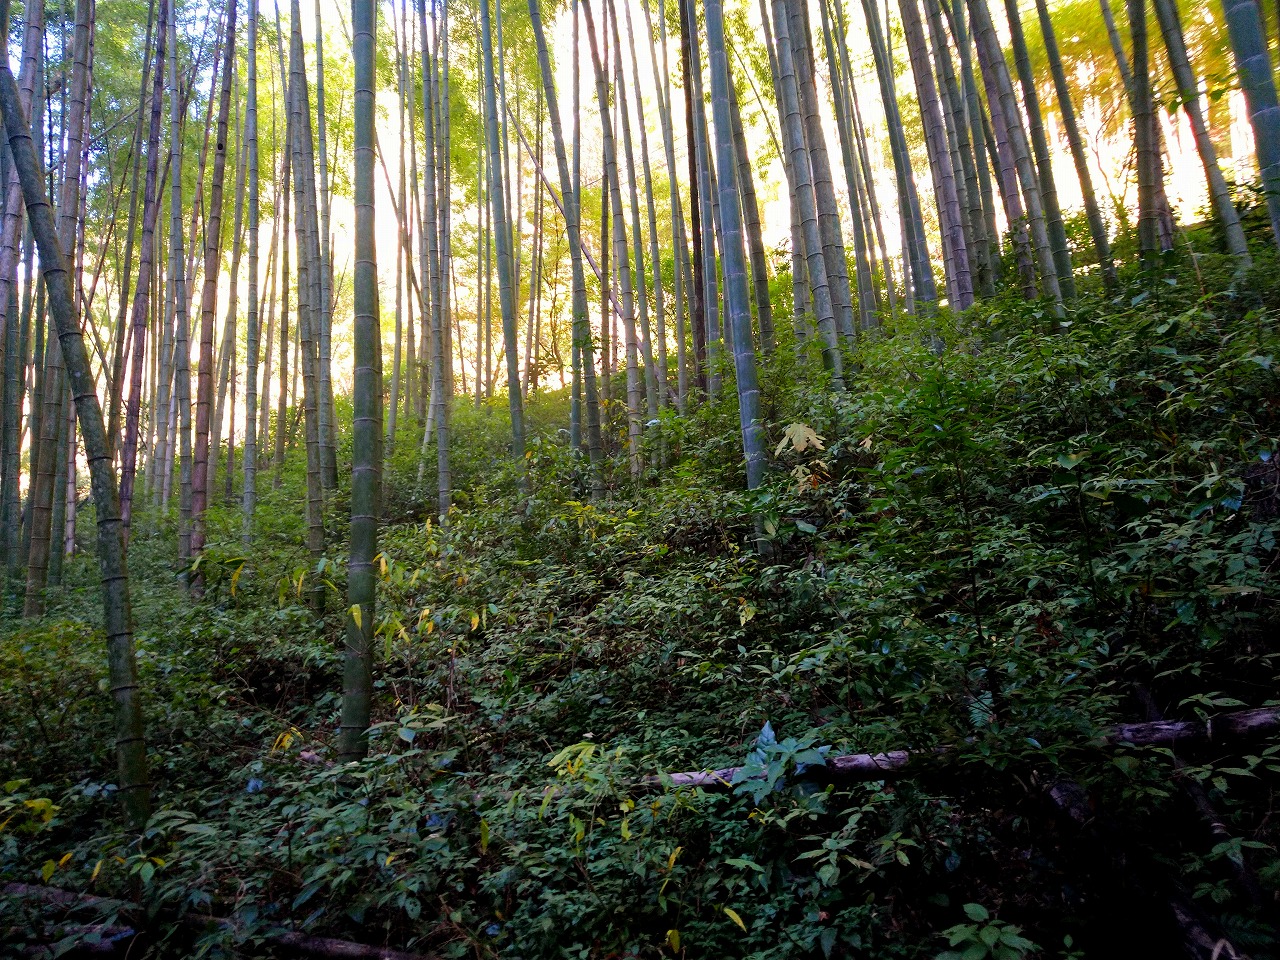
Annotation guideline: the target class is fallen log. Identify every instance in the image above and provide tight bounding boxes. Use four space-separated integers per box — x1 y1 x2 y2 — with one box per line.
1 883 435 960
1134 687 1264 906
654 706 1280 788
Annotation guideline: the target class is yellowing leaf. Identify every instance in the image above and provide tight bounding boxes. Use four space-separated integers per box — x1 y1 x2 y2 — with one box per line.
470 613 480 631
775 422 826 456
41 860 56 882
90 860 102 882
272 728 298 753
58 852 73 868
479 818 490 853
667 846 683 870
666 929 681 953
724 907 747 932
349 605 363 630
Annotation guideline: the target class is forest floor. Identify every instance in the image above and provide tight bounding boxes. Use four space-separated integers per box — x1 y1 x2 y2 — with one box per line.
3 257 1280 958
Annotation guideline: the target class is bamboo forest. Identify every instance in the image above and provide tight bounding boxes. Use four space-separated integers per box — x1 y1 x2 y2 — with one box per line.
4 0 1280 953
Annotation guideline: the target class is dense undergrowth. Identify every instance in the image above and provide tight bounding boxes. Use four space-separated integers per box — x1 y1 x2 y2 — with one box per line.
3 258 1280 958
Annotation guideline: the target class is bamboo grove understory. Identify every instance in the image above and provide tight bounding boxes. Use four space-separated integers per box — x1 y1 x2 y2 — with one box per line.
1 0 1279 825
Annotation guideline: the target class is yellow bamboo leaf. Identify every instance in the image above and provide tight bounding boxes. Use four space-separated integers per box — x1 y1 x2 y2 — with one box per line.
723 907 746 932
90 860 102 882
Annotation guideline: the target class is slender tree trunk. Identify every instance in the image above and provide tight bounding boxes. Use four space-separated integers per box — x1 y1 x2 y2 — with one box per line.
608 0 658 439
1129 0 1162 268
169 0 194 577
623 0 677 387
401 2 417 429
819 0 879 328
48 385 70 586
272 0 292 484
475 141 485 410
902 0 973 310
970 0 1061 310
242 0 260 542
790 0 856 340
585 0 643 477
46 392 68 590
705 0 766 491
0 0 150 828
638 0 679 397
22 44 60 609
436 5 452 516
642 0 689 409
416 1 447 504
288 0 326 611
1222 0 1280 252
1004 0 1076 299
523 87 541 401
341 0 380 763
1099 0 1175 248
1 0 43 582
863 0 938 311
1153 0 1250 271
727 74 775 349
775 0 844 382
190 0 240 586
273 165 291 477
529 0 603 494
974 30 1036 295
389 5 407 449
256 202 277 464
106 0 156 461
211 100 247 497
314 0 336 489
679 0 711 393
944 0 1001 291
120 0 167 537
479 0 525 459
764 0 812 336
924 0 990 298
26 0 92 614
1033 0 1116 290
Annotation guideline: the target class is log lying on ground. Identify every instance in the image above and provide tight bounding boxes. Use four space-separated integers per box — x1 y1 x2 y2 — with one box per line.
1134 687 1265 906
2 883 434 960
655 706 1280 788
